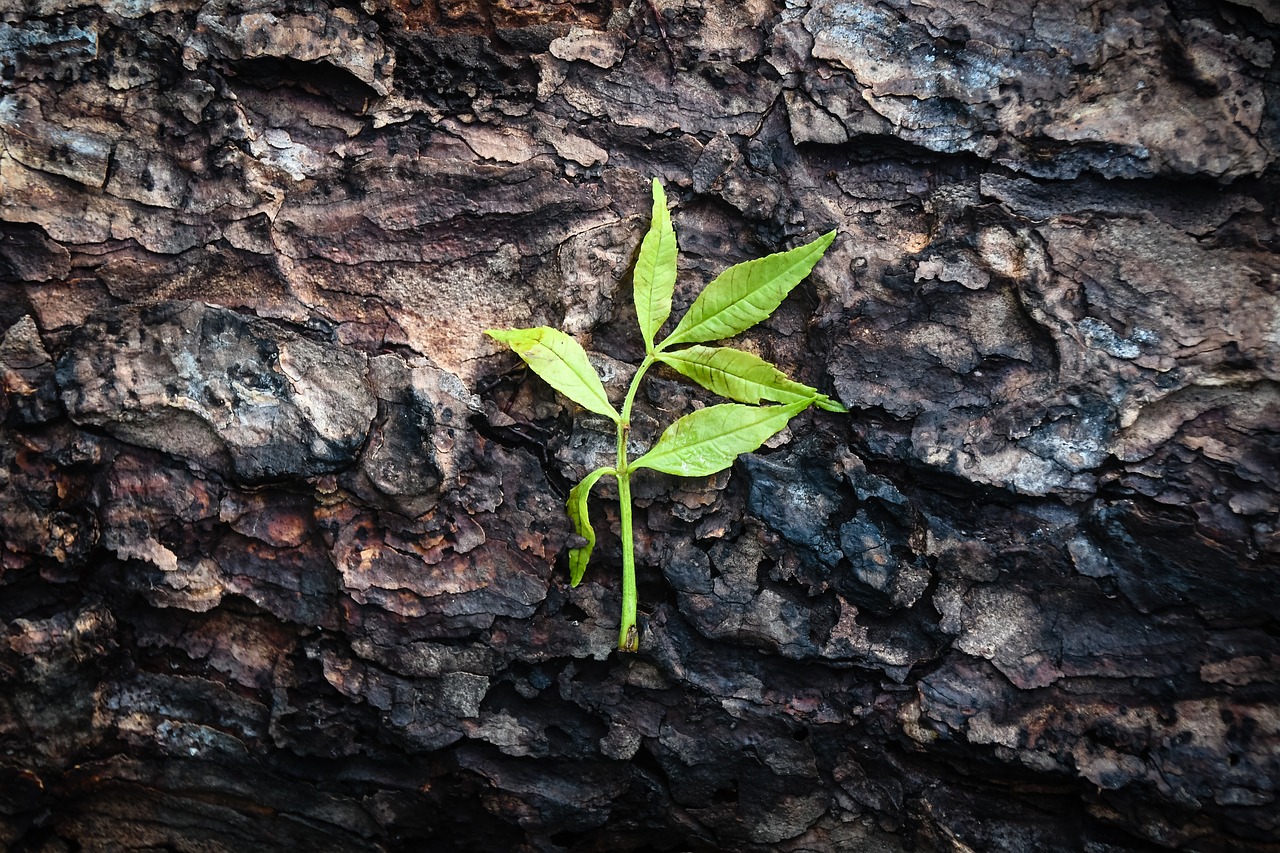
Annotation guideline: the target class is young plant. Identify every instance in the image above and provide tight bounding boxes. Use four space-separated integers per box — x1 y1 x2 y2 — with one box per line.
487 179 842 652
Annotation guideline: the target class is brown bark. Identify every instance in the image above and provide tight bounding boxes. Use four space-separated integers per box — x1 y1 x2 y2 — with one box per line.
1 1 1278 851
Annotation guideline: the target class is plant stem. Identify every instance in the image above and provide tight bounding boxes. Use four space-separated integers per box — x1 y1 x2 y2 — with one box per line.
616 470 638 651
622 354 656 422
614 354 655 652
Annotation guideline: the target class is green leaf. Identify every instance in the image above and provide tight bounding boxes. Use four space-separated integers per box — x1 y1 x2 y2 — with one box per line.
657 345 847 412
657 230 836 349
486 327 620 422
633 178 677 353
567 466 616 586
632 400 809 478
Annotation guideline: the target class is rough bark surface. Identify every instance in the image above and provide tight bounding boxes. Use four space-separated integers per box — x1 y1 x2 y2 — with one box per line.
1 1 1278 851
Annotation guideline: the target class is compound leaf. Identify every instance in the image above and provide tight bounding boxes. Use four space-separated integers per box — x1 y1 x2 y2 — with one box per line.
632 400 809 478
657 345 847 412
633 178 677 352
567 466 616 586
658 230 836 349
486 327 620 422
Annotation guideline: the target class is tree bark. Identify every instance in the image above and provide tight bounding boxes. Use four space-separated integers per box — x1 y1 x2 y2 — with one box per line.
2 1 1278 851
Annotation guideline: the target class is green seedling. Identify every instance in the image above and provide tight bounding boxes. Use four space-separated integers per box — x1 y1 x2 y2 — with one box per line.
487 179 842 651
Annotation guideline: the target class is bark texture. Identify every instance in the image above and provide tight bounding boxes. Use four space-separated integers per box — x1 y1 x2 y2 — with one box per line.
2 1 1278 851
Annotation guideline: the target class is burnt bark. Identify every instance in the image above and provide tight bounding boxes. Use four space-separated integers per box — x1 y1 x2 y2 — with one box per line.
2 1 1278 851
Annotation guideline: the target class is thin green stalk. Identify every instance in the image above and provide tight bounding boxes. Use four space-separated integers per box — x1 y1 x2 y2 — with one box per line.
616 471 637 651
622 354 656 423
614 354 655 651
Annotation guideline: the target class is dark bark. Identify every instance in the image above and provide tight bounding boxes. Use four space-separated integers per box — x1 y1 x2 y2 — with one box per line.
1 1 1278 851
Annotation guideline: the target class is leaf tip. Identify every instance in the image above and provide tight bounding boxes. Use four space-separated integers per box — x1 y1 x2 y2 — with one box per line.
650 177 669 216
486 328 523 343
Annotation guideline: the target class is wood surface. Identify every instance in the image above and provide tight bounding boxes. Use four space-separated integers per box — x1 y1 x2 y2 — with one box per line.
1 1 1277 850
